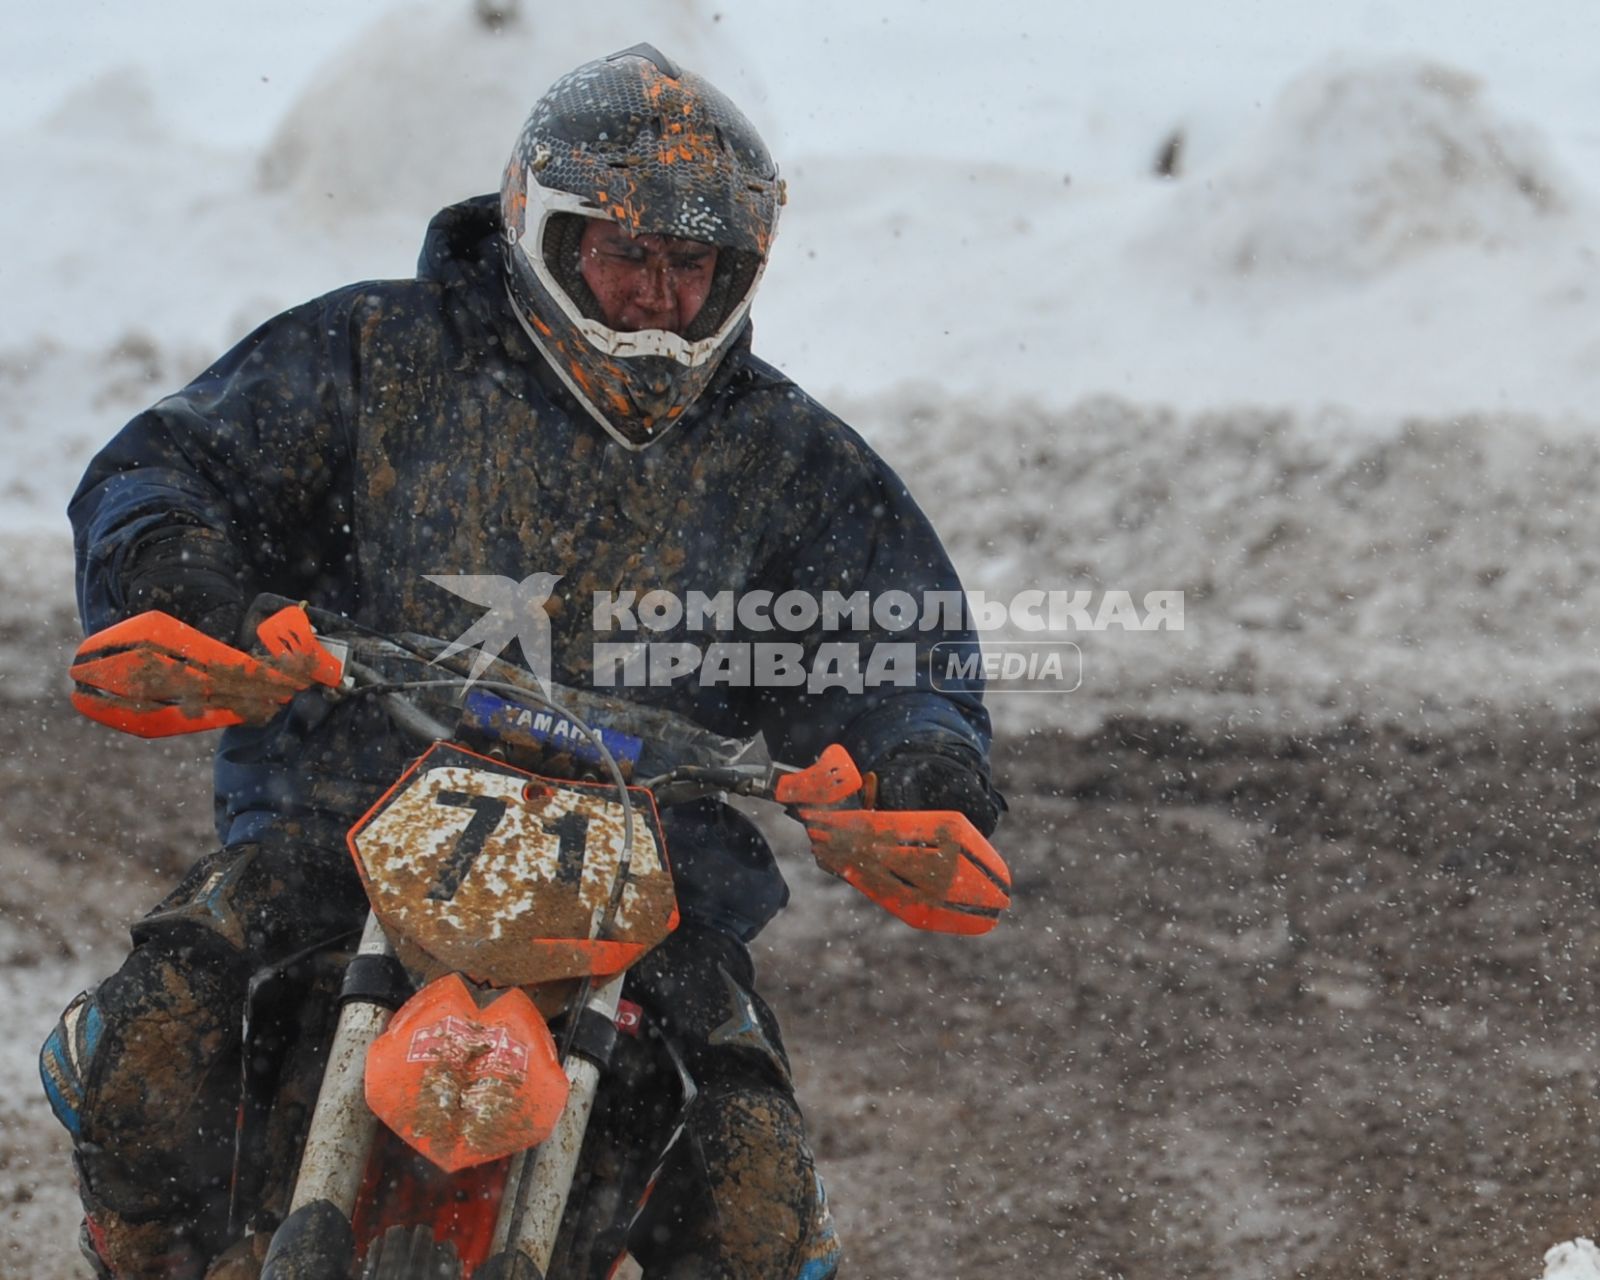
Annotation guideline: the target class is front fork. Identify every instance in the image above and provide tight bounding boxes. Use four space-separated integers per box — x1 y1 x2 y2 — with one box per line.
260 911 397 1277
259 910 622 1279
486 975 626 1275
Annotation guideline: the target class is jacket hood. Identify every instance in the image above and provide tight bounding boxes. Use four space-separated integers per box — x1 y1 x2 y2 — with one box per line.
415 194 517 341
417 194 501 286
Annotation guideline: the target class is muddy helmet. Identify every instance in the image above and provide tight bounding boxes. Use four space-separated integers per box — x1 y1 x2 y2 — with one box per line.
500 44 783 450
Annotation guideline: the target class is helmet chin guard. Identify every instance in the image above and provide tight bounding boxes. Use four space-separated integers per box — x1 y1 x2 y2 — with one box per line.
500 45 783 449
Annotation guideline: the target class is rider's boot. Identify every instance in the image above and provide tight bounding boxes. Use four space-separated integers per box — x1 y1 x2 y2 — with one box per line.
625 924 842 1279
77 1206 206 1280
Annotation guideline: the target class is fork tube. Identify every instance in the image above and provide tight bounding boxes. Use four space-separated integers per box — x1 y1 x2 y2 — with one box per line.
288 911 395 1215
490 974 626 1269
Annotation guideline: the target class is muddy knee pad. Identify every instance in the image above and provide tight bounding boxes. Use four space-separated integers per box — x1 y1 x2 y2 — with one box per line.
693 1085 830 1275
633 1084 837 1280
42 936 245 1226
43 837 364 1214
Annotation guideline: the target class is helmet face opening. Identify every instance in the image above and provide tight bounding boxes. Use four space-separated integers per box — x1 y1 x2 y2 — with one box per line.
500 48 782 450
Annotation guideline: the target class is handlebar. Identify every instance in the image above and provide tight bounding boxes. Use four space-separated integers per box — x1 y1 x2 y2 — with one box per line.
68 598 1013 935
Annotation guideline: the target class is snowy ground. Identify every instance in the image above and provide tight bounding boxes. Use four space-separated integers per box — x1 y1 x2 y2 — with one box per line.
6 1 1600 1276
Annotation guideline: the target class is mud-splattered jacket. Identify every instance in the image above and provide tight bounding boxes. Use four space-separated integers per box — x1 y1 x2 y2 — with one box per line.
69 197 991 940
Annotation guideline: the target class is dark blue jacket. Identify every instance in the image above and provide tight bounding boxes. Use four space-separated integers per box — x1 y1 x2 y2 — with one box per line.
69 197 991 940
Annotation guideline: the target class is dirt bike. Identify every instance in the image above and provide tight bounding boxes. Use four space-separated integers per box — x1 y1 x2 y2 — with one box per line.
68 595 1012 1279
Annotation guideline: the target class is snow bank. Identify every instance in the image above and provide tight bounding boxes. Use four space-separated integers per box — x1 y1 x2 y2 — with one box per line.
42 64 169 145
258 1 750 221
8 42 1600 735
2 4 747 355
766 53 1600 417
9 28 1600 446
0 58 394 401
0 339 210 543
1142 56 1575 281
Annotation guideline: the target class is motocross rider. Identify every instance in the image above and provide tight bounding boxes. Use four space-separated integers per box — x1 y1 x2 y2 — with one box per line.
43 45 1002 1280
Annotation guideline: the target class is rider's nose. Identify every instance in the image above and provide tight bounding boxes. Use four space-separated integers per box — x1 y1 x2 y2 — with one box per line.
635 261 671 312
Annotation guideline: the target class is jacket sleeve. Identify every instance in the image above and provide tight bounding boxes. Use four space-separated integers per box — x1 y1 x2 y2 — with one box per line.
69 293 361 633
746 428 993 775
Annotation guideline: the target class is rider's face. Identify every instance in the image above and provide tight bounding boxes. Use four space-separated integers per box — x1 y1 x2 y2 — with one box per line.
577 220 720 336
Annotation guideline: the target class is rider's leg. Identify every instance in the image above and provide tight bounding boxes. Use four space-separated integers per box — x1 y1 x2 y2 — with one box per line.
40 834 367 1278
625 922 841 1280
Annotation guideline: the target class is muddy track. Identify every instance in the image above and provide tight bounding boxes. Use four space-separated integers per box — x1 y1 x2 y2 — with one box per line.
761 719 1600 1276
5 602 1599 1277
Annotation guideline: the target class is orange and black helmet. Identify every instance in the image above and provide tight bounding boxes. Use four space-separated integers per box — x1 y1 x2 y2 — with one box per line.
500 45 783 449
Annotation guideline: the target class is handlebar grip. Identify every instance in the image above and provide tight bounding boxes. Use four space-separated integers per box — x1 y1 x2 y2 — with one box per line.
242 593 299 646
242 594 356 647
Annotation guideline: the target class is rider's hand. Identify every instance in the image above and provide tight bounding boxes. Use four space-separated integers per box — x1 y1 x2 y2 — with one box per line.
119 524 250 646
871 746 1004 836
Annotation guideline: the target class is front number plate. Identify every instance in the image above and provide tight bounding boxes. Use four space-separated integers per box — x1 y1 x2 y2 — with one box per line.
348 743 676 985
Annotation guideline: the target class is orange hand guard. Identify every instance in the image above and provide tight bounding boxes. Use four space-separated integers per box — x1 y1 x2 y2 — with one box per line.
785 744 1013 935
69 605 343 737
798 805 1012 934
